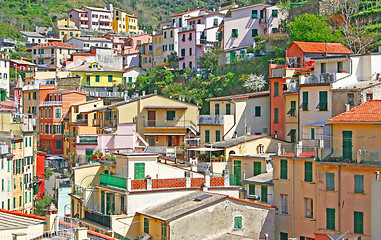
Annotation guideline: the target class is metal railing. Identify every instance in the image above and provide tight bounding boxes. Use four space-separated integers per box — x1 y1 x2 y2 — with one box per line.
87 91 125 98
144 120 194 128
199 115 224 125
92 118 101 126
301 73 336 85
36 53 55 58
84 210 111 228
64 132 77 138
40 101 62 107
74 119 88 125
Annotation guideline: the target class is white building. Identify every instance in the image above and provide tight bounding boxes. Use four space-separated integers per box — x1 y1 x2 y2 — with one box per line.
20 31 46 46
0 59 10 98
67 37 112 52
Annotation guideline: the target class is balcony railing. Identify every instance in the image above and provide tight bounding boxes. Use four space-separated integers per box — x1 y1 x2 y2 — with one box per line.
84 210 111 228
144 120 195 128
104 119 117 126
79 136 97 144
40 101 62 107
87 91 125 98
92 118 101 126
100 174 127 189
64 132 77 138
74 119 88 125
299 73 350 85
36 53 55 58
199 115 224 125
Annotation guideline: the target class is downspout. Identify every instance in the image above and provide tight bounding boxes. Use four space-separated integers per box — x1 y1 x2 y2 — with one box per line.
338 165 341 234
323 124 334 161
292 158 295 238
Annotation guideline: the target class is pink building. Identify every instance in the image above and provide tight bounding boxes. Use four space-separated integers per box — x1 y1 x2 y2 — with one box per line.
68 6 112 31
122 34 152 68
74 123 145 159
103 34 129 54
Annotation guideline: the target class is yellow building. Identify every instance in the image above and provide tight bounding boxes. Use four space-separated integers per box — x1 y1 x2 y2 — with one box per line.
70 62 124 87
112 8 140 34
54 17 81 42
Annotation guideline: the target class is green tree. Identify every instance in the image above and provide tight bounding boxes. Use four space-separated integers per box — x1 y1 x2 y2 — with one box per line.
45 167 53 180
166 51 179 69
197 48 218 71
35 195 52 216
287 14 340 42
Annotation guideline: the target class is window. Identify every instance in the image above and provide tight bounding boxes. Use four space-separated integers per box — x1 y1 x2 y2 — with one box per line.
232 29 238 37
321 63 327 73
305 198 313 219
134 163 145 180
56 140 62 150
55 108 62 119
205 130 210 143
326 173 335 191
354 175 364 194
326 208 335 231
213 18 218 26
226 103 231 115
272 10 278 17
366 93 373 101
249 184 255 195
254 106 261 117
252 10 258 18
272 28 279 34
318 91 328 111
48 109 51 118
33 92 37 99
311 128 315 140
215 130 221 142
215 103 220 115
28 93 31 100
280 159 287 179
253 162 261 176
301 92 308 111
166 111 175 120
354 211 364 234
281 194 288 214
164 31 167 38
261 185 268 203
143 217 149 234
161 223 167 240
305 161 313 182
280 232 288 240
95 75 100 82
189 32 192 41
251 29 258 37
234 216 242 229
181 48 185 57
337 61 344 72
274 108 279 123
274 82 279 97
108 75 113 82
288 101 296 116
189 48 192 56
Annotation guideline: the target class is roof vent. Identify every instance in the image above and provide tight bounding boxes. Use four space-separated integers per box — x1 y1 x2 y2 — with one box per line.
194 194 212 201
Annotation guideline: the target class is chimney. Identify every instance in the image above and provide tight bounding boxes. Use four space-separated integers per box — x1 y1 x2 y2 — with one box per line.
204 170 210 188
44 202 58 232
185 171 191 188
145 175 152 190
376 171 380 180
223 169 230 187
142 90 146 96
296 141 303 157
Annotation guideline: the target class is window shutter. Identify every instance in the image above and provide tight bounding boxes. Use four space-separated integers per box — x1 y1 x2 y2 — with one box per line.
280 159 287 179
304 162 313 182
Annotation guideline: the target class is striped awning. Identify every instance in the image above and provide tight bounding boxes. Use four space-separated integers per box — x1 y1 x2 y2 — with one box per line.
315 57 348 63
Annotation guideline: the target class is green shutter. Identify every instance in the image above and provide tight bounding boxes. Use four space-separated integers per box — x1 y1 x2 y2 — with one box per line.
233 160 241 186
53 125 56 134
304 161 313 182
255 106 261 117
280 159 287 179
319 91 328 111
232 29 238 37
134 163 145 180
302 92 308 110
215 130 221 142
215 104 220 115
101 191 105 214
249 184 255 195
253 162 261 176
272 10 278 17
144 218 149 233
326 208 335 230
205 130 210 143
96 75 100 82
280 232 288 240
343 131 352 160
234 216 242 229
226 103 231 115
354 211 364 234
251 29 258 37
326 173 335 191
274 82 279 97
166 111 175 120
354 175 364 194
311 128 315 140
108 75 113 82
261 185 268 203
252 10 258 18
274 108 279 123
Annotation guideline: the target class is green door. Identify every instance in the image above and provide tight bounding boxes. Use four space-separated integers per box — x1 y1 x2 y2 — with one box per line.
343 131 352 160
233 160 241 186
101 191 105 214
106 193 111 215
0 90 5 101
134 163 145 179
261 185 268 203
253 162 261 176
230 51 236 63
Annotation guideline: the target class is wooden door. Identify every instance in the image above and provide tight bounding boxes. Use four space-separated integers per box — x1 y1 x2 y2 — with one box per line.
148 111 156 126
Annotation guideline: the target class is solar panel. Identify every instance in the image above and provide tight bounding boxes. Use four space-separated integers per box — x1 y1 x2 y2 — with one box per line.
194 194 212 201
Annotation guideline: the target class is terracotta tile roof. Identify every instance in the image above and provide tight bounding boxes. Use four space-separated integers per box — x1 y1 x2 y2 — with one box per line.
328 99 381 122
299 151 315 158
292 41 353 54
32 42 80 49
0 208 46 220
228 196 277 209
206 91 269 101
172 8 204 17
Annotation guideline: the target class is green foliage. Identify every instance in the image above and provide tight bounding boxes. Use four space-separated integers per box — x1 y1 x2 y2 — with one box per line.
35 195 53 216
45 167 53 180
287 13 340 42
197 48 218 71
166 51 179 69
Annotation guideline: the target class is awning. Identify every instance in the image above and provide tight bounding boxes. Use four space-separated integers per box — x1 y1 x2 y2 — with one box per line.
187 147 223 152
144 133 186 136
314 57 348 63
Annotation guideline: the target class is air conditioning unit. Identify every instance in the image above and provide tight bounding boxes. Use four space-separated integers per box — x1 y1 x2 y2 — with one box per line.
247 195 260 201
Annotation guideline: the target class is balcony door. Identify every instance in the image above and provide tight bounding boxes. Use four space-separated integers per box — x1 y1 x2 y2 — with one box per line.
343 131 352 160
148 111 156 126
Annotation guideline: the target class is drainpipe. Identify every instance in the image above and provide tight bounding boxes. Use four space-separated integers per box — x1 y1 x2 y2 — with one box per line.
323 124 334 161
292 158 295 238
338 165 341 234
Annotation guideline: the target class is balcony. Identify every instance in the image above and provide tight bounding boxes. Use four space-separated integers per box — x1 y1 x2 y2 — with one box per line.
92 118 101 126
79 16 88 21
99 174 127 189
36 53 55 59
259 18 267 25
104 119 117 126
79 136 97 144
144 120 196 128
320 148 381 164
84 210 111 228
40 101 62 107
300 73 350 85
99 17 112 22
87 91 125 98
199 115 224 125
74 119 88 125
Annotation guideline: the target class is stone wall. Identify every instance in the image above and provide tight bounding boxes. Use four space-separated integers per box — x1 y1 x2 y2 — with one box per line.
56 77 81 91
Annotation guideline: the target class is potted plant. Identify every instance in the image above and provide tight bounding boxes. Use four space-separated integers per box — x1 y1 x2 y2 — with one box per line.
338 68 345 73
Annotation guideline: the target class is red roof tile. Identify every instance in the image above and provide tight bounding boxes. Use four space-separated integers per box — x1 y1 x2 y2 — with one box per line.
292 41 353 54
32 42 80 49
328 100 381 122
298 151 315 158
228 196 277 209
0 208 46 220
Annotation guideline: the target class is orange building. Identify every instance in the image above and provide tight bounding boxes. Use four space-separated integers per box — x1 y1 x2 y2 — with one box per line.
269 77 286 140
39 90 87 155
